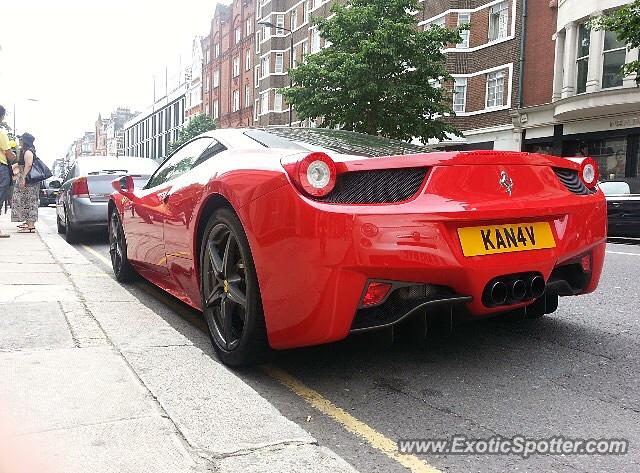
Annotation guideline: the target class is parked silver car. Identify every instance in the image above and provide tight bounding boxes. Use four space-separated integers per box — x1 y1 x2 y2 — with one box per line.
56 156 158 243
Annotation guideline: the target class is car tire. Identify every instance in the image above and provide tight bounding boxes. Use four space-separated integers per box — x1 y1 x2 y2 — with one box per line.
199 208 270 367
109 209 137 283
64 207 82 244
57 214 65 234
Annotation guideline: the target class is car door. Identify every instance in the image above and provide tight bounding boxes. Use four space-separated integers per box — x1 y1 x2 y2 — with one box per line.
162 140 228 301
123 138 214 273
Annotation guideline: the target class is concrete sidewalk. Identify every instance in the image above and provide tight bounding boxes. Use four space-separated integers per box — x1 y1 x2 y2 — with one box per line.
0 213 356 473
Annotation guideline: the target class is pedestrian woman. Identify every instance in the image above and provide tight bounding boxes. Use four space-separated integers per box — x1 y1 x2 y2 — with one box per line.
11 133 39 233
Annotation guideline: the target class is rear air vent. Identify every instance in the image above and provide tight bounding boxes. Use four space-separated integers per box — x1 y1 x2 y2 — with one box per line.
316 167 428 204
553 168 596 196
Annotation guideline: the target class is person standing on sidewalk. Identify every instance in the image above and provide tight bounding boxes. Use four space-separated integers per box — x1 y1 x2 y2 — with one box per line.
0 105 17 238
11 133 39 234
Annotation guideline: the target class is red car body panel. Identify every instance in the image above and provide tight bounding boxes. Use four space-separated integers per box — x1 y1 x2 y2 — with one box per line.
110 148 606 351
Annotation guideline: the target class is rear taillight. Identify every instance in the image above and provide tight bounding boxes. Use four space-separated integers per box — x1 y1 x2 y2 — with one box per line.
579 158 599 189
362 282 392 306
70 177 89 197
287 152 337 198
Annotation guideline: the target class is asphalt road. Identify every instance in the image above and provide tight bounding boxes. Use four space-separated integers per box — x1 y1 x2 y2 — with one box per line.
39 206 640 472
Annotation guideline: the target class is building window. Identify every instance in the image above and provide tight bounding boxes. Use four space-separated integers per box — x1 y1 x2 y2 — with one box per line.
453 77 467 112
311 28 321 53
457 13 470 48
275 92 283 111
263 23 271 40
424 16 445 30
233 90 240 112
235 28 241 44
488 1 508 41
255 66 260 86
486 71 504 108
304 0 310 24
291 10 298 31
213 69 220 88
245 18 253 37
276 14 285 35
244 84 251 106
213 100 219 119
245 48 251 70
576 23 590 94
204 76 210 92
275 52 284 73
302 41 309 61
292 46 298 68
261 56 269 78
205 49 211 63
233 57 240 77
214 43 220 57
256 31 261 52
260 91 269 114
254 99 260 121
602 30 626 89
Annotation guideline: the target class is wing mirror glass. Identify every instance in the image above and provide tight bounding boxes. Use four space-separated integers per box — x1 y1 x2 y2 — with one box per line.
111 175 135 195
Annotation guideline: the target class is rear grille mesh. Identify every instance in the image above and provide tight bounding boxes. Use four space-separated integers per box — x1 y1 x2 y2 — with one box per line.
317 167 428 204
553 168 596 195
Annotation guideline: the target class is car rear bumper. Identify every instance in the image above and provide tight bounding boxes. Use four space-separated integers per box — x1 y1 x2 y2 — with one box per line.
244 185 607 350
69 197 108 230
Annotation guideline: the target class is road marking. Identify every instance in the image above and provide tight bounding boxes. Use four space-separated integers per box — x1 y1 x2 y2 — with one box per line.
606 251 640 257
82 245 112 266
81 241 439 472
262 364 442 473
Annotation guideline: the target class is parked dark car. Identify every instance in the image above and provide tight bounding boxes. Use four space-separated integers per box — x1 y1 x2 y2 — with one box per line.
600 178 640 237
40 177 63 207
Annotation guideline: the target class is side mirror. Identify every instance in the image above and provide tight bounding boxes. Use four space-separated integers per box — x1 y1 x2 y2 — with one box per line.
111 175 135 195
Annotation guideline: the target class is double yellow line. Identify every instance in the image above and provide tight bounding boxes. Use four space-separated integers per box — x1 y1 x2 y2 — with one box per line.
81 244 441 473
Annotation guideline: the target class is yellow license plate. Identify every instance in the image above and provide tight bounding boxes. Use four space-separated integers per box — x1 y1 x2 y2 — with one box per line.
457 222 556 257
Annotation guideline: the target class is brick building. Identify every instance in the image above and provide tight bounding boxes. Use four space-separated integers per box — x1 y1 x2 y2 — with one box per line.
202 0 255 128
513 0 640 179
253 0 334 127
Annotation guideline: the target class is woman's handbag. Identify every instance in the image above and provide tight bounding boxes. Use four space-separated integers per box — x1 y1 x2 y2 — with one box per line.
26 156 53 184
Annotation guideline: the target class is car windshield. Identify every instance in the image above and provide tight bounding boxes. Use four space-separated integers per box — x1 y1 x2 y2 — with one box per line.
79 158 159 176
600 181 631 196
244 128 429 157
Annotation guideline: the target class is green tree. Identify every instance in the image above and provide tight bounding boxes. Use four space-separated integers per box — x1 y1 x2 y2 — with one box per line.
168 113 217 153
591 1 640 85
282 0 466 142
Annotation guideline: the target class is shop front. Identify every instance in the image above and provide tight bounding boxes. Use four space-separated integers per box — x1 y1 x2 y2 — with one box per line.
521 113 640 180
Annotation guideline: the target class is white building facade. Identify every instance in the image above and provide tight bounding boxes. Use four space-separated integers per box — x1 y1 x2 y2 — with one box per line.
514 0 640 179
123 84 187 162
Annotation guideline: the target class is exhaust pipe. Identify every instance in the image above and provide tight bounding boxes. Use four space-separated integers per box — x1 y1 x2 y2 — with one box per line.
529 275 546 299
511 279 527 301
489 281 508 305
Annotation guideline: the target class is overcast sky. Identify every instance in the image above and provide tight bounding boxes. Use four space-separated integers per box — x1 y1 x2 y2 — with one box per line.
0 0 219 165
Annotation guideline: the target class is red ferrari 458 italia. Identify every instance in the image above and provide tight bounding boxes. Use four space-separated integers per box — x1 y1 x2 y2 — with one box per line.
108 127 606 365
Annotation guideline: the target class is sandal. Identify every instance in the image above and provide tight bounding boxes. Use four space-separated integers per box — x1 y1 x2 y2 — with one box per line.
17 227 36 233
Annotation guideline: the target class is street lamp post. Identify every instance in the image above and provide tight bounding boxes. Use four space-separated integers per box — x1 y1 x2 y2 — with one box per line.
257 21 294 127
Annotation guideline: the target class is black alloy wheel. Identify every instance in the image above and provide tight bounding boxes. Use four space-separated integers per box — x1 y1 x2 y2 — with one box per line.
109 210 136 282
200 208 268 366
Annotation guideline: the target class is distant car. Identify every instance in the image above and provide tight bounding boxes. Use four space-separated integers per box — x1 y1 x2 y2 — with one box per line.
56 156 158 243
39 177 62 207
108 127 606 366
600 178 640 237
